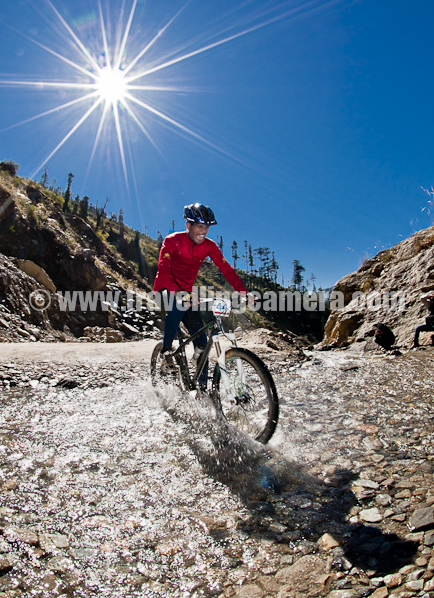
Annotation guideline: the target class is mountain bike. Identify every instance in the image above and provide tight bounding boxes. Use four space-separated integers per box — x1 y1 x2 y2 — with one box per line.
150 297 279 444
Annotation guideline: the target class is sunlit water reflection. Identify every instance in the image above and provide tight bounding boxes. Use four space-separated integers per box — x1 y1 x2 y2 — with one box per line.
1 348 434 595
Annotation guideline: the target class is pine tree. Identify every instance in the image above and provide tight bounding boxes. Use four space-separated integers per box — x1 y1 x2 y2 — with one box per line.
244 240 248 272
262 247 271 280
40 165 49 188
80 196 89 221
248 245 254 274
270 251 279 284
254 247 264 279
95 198 109 230
63 172 74 213
119 209 125 238
310 273 317 292
72 193 80 214
231 241 239 269
292 260 306 291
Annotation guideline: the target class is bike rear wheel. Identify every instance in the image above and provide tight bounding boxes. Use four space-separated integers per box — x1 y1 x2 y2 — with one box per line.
211 348 279 444
150 341 184 388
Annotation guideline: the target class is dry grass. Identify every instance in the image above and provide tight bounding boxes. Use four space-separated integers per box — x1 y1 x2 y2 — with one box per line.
414 234 434 254
360 277 374 293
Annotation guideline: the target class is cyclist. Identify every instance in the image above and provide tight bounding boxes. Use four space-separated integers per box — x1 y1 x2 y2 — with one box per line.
153 203 249 389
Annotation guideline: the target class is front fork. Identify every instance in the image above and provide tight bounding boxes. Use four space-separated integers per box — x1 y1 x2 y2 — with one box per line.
213 333 245 404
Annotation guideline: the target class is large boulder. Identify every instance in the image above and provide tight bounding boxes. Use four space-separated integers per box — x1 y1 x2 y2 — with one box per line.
17 260 56 293
319 224 434 348
59 253 107 292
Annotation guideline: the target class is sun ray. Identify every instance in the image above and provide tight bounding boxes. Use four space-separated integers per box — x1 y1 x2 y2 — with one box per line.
44 0 101 73
115 0 138 71
124 92 240 163
0 81 96 89
125 84 197 92
123 0 192 76
112 102 130 193
128 0 272 77
128 0 336 83
122 99 164 157
114 0 129 66
0 91 100 134
98 0 112 69
84 103 110 186
30 97 104 179
5 24 99 81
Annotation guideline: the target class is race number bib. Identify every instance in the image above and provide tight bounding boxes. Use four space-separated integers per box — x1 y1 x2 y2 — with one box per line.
212 298 231 317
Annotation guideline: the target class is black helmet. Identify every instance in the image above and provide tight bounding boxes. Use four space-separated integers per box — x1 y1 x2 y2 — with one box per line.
183 203 217 226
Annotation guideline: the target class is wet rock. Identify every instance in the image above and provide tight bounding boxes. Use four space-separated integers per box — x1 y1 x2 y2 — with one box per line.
38 533 69 552
362 437 384 450
0 554 16 570
406 579 424 590
275 555 327 595
69 548 98 559
384 573 402 587
318 533 341 550
359 508 382 523
256 575 282 594
0 539 10 554
409 506 434 531
3 527 38 545
353 479 379 490
395 489 412 499
1 481 17 492
234 584 264 597
376 494 391 506
46 556 74 573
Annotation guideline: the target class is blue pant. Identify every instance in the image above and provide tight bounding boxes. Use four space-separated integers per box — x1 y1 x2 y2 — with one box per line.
163 295 208 385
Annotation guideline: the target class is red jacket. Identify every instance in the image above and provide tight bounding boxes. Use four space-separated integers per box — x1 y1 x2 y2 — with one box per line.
154 231 247 294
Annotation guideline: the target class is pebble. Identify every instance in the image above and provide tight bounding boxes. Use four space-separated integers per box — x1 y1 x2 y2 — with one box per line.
318 533 341 550
359 507 382 523
384 573 402 587
409 506 434 531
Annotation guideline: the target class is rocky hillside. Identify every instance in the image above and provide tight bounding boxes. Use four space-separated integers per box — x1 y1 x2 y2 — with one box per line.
319 224 434 349
0 163 329 344
0 166 163 343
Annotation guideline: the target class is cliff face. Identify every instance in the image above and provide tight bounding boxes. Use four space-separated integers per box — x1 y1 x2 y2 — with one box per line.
319 225 434 349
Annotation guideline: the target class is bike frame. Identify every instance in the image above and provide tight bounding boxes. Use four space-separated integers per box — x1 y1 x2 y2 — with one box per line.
169 313 242 398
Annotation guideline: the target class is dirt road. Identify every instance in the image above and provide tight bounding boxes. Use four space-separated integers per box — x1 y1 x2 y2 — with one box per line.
0 340 156 363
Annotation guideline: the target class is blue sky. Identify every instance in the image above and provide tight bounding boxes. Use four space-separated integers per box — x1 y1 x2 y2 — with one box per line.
0 0 433 289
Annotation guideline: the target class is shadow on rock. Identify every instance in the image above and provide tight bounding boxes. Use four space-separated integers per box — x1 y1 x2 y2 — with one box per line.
164 395 418 579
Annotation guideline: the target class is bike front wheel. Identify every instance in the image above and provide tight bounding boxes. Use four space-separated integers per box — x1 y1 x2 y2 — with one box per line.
211 348 279 444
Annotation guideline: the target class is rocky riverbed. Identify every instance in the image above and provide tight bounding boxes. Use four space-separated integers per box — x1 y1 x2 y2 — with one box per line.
0 340 434 598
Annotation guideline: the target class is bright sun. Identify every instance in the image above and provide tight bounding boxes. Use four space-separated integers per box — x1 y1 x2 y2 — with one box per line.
0 0 302 189
96 66 127 104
